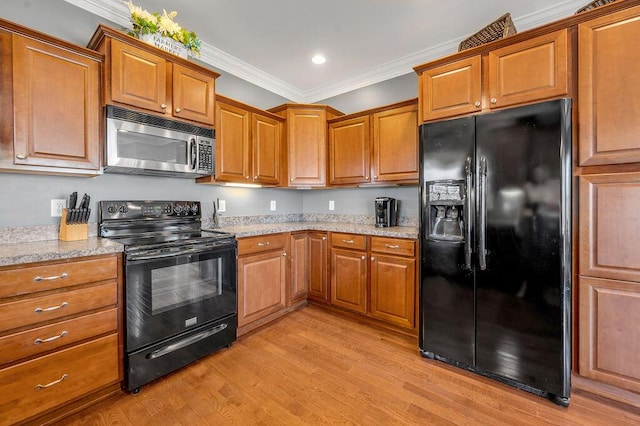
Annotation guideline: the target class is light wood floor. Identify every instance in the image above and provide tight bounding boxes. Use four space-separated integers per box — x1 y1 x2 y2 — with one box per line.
61 305 640 425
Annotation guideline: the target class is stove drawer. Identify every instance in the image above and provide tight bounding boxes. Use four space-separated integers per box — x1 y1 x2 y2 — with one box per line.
0 308 118 366
0 334 119 425
0 256 118 298
0 282 117 333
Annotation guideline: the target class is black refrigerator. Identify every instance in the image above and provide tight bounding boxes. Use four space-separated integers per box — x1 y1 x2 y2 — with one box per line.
419 99 572 406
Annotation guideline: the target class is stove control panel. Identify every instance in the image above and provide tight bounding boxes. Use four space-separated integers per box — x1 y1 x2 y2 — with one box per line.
99 201 201 220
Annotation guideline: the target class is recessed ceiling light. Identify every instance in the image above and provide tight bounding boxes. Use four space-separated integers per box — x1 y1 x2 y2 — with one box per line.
312 54 326 65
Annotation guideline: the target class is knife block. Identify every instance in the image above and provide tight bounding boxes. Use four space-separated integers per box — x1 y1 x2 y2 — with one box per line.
59 208 88 241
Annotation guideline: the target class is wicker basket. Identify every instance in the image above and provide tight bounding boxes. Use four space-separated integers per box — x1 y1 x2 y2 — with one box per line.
458 13 517 51
575 0 616 14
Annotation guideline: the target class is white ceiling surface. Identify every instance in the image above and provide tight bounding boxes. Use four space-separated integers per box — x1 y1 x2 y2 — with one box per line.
64 0 589 103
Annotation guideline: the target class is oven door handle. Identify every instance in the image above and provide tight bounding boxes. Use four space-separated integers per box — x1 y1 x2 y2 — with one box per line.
146 323 229 360
127 245 219 261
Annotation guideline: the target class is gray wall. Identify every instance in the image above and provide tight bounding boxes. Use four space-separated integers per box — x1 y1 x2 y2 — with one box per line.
0 0 418 228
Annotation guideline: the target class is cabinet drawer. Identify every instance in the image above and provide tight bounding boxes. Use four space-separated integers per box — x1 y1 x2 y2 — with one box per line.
0 334 119 425
0 308 117 366
238 233 287 255
0 282 117 333
370 237 415 257
330 233 367 250
0 256 118 298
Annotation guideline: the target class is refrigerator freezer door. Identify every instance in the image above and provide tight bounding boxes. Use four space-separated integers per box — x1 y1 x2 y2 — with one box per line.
419 117 475 366
474 99 571 398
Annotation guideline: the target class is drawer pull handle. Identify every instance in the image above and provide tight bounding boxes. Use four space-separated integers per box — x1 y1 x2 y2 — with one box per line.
342 239 355 244
34 272 68 282
384 244 400 249
34 302 68 313
34 330 68 345
35 374 68 390
257 242 270 247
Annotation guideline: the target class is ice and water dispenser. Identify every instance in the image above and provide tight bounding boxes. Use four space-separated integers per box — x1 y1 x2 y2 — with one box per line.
426 181 465 241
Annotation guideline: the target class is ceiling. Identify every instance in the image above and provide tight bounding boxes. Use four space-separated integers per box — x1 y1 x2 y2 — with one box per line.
64 0 589 102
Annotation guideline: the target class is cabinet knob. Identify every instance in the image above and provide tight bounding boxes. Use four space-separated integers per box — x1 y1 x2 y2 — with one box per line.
490 98 497 104
371 256 375 261
246 176 250 179
290 178 294 182
322 237 326 240
254 176 258 179
365 176 369 180
361 255 366 260
160 104 167 109
16 154 27 160
373 175 378 180
474 101 481 108
282 252 288 257
175 107 182 113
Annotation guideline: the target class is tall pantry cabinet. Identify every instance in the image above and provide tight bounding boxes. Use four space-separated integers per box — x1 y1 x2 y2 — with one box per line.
576 4 640 404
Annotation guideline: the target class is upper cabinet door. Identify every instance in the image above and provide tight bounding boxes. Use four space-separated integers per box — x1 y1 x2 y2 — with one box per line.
215 101 250 183
419 55 482 122
372 102 418 183
11 35 100 170
110 39 168 114
329 116 370 185
172 63 215 125
578 6 640 166
287 108 327 186
488 29 569 109
252 113 281 185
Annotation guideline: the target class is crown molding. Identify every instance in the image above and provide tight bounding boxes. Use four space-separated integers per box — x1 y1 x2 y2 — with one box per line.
65 0 587 103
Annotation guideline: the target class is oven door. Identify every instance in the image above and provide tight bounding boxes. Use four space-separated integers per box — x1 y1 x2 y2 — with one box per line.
124 243 236 352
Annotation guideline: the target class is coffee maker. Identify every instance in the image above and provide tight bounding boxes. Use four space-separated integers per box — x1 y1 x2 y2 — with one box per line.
375 197 398 228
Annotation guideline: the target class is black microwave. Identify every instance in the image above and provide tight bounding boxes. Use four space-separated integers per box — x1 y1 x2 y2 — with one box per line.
104 106 214 178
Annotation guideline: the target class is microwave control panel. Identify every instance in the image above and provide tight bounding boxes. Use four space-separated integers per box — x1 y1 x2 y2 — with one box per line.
197 140 214 174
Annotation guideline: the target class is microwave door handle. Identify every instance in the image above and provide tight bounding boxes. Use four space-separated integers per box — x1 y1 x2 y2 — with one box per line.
189 138 197 170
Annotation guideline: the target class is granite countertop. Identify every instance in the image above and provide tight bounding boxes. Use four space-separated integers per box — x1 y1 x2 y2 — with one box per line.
0 237 124 267
211 222 419 239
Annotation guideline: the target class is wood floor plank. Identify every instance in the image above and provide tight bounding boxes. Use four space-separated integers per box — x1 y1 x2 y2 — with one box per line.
59 305 640 425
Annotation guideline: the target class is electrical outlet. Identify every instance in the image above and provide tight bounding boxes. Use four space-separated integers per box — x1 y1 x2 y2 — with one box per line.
270 200 277 211
218 199 226 212
329 200 335 211
51 199 66 217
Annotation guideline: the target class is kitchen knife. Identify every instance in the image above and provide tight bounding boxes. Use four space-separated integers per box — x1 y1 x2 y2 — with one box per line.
67 192 77 224
80 194 90 223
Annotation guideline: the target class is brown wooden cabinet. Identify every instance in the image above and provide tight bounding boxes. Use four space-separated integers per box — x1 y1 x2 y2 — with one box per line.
329 115 370 185
0 254 122 425
88 25 218 127
308 232 329 304
269 104 343 187
578 5 640 166
330 233 368 314
0 20 102 175
416 29 569 123
329 99 418 186
237 234 288 332
328 232 418 330
199 96 282 185
290 232 309 305
290 231 330 305
369 237 417 328
578 172 640 397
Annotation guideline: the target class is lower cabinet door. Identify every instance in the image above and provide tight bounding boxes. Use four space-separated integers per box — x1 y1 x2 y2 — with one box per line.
308 233 329 304
579 276 640 393
0 334 119 425
237 250 287 327
330 248 367 314
369 254 416 328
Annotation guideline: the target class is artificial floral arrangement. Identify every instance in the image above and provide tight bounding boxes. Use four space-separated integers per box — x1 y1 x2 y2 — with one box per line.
124 1 201 56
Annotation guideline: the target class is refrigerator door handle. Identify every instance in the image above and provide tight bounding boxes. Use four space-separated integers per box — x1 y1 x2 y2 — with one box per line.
464 156 473 269
479 156 488 270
